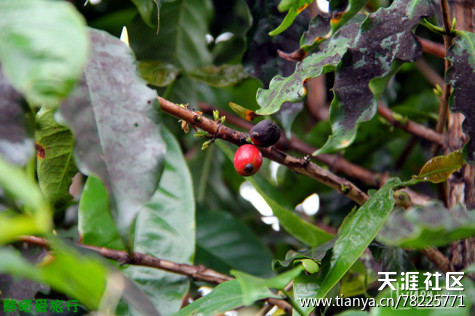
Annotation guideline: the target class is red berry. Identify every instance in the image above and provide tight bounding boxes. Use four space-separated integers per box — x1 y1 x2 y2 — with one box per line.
233 144 263 176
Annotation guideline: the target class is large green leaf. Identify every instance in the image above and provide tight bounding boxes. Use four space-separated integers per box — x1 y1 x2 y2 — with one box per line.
0 0 88 107
138 61 180 87
196 208 274 277
314 178 401 298
446 31 475 164
315 0 433 155
131 0 159 29
78 176 124 250
35 107 77 209
377 203 475 249
0 67 33 166
174 280 243 316
58 29 166 248
0 245 107 310
256 18 362 115
188 65 248 87
129 0 212 72
249 176 334 247
123 127 194 316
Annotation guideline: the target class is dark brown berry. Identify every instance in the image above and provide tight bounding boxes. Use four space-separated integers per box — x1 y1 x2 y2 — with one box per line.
250 119 281 147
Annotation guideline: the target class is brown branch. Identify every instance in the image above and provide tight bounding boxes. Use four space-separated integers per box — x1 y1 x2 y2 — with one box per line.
421 247 451 274
377 103 445 146
198 102 383 187
19 236 293 313
414 60 445 88
161 96 369 205
417 36 446 59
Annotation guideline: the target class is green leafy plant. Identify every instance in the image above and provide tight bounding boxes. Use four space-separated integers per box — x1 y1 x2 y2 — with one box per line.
1 0 475 315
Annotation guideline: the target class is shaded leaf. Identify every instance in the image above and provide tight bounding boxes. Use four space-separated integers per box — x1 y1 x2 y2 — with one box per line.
188 65 248 87
138 61 180 87
256 19 362 115
446 31 475 164
0 244 107 310
329 0 369 32
0 67 34 166
377 203 475 249
129 0 212 72
174 280 243 316
78 176 124 250
196 208 274 277
131 0 159 29
35 107 77 209
0 0 88 107
123 127 194 316
314 178 400 298
273 241 334 269
248 176 335 247
315 0 433 155
300 15 332 52
231 266 303 305
58 29 166 248
412 150 465 183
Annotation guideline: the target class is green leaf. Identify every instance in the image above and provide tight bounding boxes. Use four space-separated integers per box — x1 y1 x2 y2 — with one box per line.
58 29 166 249
78 176 124 250
249 175 334 247
138 61 180 87
0 244 107 310
446 31 475 164
299 15 332 52
35 107 77 209
329 0 369 32
269 0 313 36
174 280 243 316
257 19 362 115
196 208 274 277
314 178 401 298
131 0 159 29
0 0 88 107
0 67 34 166
315 0 433 155
0 212 45 246
0 156 51 231
412 150 466 183
123 127 194 316
231 266 303 305
188 65 248 87
129 0 212 72
377 203 475 249
273 241 334 270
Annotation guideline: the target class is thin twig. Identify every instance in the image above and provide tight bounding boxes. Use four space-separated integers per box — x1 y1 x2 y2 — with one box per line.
159 97 369 205
417 36 446 59
421 247 451 274
377 103 445 146
414 60 444 88
19 236 294 314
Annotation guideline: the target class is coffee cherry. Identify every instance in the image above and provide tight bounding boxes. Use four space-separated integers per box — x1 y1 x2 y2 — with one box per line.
250 119 281 147
233 144 263 176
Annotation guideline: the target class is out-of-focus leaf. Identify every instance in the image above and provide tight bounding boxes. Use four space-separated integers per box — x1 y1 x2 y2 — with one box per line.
256 19 362 115
273 241 334 269
412 150 465 183
174 280 243 316
0 67 33 166
0 245 107 310
188 65 248 87
315 0 433 155
138 61 180 87
35 107 77 210
131 0 159 29
0 212 45 246
0 0 88 107
249 176 334 247
314 178 400 298
269 0 313 36
196 208 274 277
129 0 212 72
377 203 475 249
232 266 303 305
58 29 166 248
446 31 475 164
78 176 124 250
329 0 369 32
228 102 258 121
123 127 194 316
0 157 50 230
